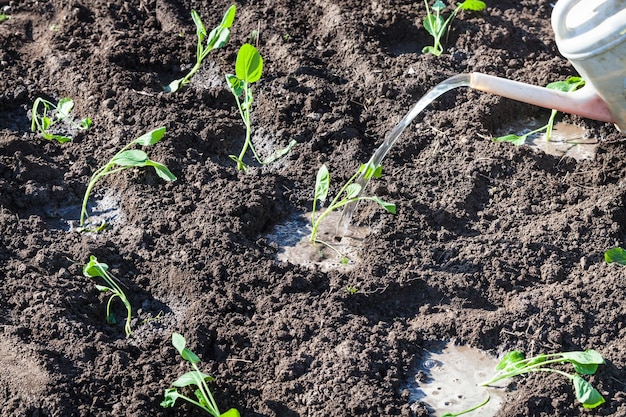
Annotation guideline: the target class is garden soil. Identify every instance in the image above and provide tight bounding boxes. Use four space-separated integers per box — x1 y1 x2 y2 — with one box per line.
1 0 625 416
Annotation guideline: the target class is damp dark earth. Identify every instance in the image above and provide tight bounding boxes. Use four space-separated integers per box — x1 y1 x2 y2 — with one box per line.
1 1 626 416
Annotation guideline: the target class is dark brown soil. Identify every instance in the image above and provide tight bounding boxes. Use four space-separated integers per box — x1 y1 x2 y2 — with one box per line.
1 1 625 416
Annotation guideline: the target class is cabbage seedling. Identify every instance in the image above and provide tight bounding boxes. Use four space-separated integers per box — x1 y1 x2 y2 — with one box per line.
481 349 605 409
604 247 626 265
494 76 585 145
164 5 236 93
422 0 486 56
161 332 240 417
311 163 396 245
226 43 296 171
82 255 133 337
79 127 176 228
30 97 92 143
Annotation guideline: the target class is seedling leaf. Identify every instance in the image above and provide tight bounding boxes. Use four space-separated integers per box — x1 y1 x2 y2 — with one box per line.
235 44 263 84
172 371 214 388
172 332 201 363
161 388 180 408
493 134 526 146
207 26 231 50
221 5 236 27
134 126 167 146
262 139 298 164
112 149 148 166
226 74 244 97
56 98 74 118
496 350 525 370
547 76 585 93
371 196 396 214
221 409 241 417
560 350 605 366
432 0 446 12
423 14 444 38
191 10 207 41
460 0 486 11
345 183 362 199
145 160 178 181
604 247 626 265
315 165 330 204
573 375 605 409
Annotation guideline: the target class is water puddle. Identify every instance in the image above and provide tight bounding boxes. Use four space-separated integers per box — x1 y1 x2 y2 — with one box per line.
498 117 598 161
407 343 507 417
43 188 125 232
265 211 369 271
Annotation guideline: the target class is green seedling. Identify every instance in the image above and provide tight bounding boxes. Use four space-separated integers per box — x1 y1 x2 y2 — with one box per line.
79 127 176 229
226 43 296 171
30 97 92 143
481 349 605 409
0 13 10 23
494 76 585 145
311 163 396 253
161 332 240 417
165 5 236 93
605 247 626 265
82 255 133 336
422 0 486 56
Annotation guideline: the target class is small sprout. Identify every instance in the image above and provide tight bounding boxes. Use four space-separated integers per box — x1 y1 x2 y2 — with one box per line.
0 13 10 23
310 163 395 253
344 285 358 294
30 97 92 143
165 5 236 93
283 33 291 41
226 43 296 171
494 76 585 145
82 255 133 337
605 247 626 265
161 332 240 417
480 350 605 409
422 0 486 56
79 127 176 229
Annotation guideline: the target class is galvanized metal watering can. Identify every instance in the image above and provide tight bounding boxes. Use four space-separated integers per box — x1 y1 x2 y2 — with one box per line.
470 0 626 132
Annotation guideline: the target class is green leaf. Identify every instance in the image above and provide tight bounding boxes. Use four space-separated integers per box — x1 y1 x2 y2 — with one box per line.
221 408 241 417
360 163 383 180
371 196 396 214
460 0 486 11
41 116 51 130
195 388 209 407
48 134 72 143
207 26 231 50
226 74 244 97
94 284 111 292
172 332 201 363
221 5 236 28
161 388 180 408
134 127 167 146
191 10 207 41
422 45 442 56
145 160 177 181
560 350 605 366
235 44 263 84
56 98 74 119
423 14 445 38
164 79 182 93
113 149 149 166
79 118 92 129
432 0 446 12
547 76 585 93
345 183 362 199
604 247 626 265
83 255 108 278
572 375 605 409
171 370 214 388
496 351 525 371
315 165 330 204
493 134 527 146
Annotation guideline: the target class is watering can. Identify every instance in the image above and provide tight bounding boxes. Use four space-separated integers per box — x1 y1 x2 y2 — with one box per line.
469 0 626 133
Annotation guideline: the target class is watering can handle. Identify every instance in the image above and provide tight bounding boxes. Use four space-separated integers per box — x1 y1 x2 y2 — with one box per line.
469 72 615 124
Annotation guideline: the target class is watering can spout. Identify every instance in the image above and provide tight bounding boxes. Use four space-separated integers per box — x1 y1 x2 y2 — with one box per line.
469 72 617 127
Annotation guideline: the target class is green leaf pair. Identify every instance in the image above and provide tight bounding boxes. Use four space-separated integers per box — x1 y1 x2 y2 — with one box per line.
82 255 133 336
482 349 605 409
165 5 236 93
31 97 92 143
79 127 176 229
310 163 396 256
161 333 240 417
422 0 486 56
